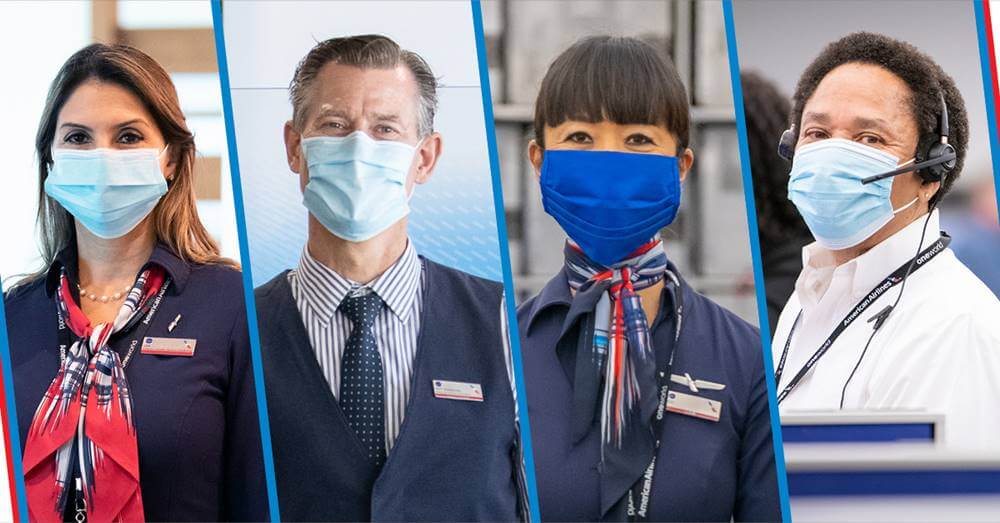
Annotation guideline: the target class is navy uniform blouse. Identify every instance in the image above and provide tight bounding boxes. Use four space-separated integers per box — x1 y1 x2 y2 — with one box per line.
518 267 781 522
4 242 268 522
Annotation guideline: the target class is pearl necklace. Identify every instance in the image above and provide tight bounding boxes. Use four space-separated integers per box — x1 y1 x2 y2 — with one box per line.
77 283 131 303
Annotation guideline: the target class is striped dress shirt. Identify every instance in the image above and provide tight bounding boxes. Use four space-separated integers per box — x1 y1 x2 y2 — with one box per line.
288 242 529 519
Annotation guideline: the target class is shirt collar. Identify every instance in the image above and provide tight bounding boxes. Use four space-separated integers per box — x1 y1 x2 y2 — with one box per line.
295 240 422 325
795 210 942 307
521 267 573 336
45 239 192 297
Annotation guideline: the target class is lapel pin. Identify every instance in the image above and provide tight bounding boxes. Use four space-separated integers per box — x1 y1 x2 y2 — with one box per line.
167 314 182 332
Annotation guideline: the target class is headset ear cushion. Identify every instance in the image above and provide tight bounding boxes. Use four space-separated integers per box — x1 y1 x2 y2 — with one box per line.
920 142 956 182
777 129 796 161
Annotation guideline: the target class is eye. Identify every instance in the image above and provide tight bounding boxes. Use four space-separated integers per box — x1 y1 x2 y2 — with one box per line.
858 134 884 146
565 131 592 144
63 131 91 145
117 130 144 145
376 125 398 136
322 121 345 129
802 128 829 141
625 133 655 146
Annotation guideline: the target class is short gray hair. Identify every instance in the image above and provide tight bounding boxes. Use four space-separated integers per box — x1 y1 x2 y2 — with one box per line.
289 34 438 137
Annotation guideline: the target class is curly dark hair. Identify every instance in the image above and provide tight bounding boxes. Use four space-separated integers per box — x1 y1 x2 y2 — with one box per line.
790 32 968 205
742 71 810 249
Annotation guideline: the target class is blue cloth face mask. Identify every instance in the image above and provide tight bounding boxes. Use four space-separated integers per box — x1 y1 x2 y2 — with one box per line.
540 149 682 266
787 138 918 250
301 131 418 242
45 148 169 239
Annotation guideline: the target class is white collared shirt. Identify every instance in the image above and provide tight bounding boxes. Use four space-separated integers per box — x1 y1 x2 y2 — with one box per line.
772 210 1000 450
289 241 424 451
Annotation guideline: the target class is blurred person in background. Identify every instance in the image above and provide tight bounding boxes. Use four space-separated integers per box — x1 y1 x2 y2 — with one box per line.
742 71 812 334
4 44 267 522
772 32 1000 450
942 174 1000 297
517 35 780 522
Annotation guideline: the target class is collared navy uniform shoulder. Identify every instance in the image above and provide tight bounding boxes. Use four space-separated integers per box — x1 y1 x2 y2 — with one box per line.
519 267 780 522
255 257 518 522
4 243 268 522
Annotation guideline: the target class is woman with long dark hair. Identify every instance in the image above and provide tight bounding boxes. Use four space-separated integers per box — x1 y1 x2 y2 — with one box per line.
5 44 266 522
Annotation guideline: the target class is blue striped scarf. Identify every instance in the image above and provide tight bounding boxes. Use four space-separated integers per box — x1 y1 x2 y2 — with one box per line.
563 238 669 453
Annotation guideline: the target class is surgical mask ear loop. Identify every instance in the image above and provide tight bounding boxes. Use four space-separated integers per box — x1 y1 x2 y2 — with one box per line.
159 145 173 182
891 196 919 215
882 157 920 216
406 136 427 202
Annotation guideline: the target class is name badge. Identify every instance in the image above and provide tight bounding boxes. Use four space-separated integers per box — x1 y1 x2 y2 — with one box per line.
665 390 721 422
432 380 483 402
141 337 197 357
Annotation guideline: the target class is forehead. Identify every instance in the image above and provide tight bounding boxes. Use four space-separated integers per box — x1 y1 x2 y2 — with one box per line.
803 62 914 127
304 62 419 119
57 79 153 125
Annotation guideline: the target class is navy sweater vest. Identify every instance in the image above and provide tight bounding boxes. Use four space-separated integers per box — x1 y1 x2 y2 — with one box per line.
255 258 518 522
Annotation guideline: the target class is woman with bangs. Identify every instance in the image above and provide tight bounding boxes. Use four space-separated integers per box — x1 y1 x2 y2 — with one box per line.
4 44 266 522
517 36 780 521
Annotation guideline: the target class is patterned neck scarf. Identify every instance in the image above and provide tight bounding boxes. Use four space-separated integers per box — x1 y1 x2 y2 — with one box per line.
562 238 669 451
23 266 167 523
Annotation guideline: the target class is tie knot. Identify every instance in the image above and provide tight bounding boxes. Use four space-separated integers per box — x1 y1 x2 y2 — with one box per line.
340 291 384 330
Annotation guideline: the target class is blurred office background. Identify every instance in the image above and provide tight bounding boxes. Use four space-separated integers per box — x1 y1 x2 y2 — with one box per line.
0 0 239 284
736 0 1000 335
481 0 759 325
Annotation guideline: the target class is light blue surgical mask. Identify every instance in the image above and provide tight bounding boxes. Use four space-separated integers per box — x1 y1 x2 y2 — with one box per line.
301 131 419 242
788 138 917 250
45 147 169 239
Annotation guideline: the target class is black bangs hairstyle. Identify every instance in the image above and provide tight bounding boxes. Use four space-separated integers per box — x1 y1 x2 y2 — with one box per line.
533 35 690 151
791 32 968 205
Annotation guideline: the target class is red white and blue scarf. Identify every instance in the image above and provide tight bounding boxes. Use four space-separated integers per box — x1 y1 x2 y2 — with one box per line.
563 238 669 452
23 266 166 523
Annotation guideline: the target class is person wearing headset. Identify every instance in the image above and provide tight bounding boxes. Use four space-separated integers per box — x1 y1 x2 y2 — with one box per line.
3 44 267 521
771 32 1000 450
518 36 780 521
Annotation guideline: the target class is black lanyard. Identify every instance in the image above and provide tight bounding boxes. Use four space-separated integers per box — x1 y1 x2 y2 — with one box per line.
774 235 950 404
56 277 172 368
625 273 684 523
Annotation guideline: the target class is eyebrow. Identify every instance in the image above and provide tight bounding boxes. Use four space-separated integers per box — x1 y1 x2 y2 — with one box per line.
800 111 894 135
313 107 350 119
59 122 92 132
114 118 149 129
59 119 151 131
371 111 402 124
852 116 893 134
800 111 831 125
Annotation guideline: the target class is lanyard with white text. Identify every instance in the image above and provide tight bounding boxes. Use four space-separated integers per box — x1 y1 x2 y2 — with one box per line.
56 277 172 368
774 235 950 404
625 274 683 523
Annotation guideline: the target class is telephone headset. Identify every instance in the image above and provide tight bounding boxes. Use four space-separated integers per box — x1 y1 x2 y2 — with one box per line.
778 92 956 184
777 91 956 407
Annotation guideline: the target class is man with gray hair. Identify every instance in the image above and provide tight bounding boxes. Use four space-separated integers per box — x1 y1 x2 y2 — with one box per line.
254 34 525 521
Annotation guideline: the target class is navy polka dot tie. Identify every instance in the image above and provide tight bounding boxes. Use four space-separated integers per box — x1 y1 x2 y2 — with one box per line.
339 292 387 468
